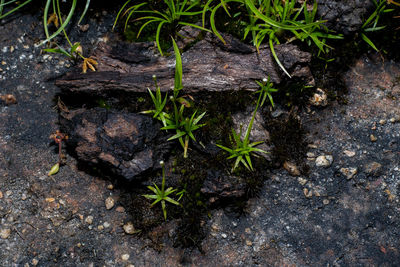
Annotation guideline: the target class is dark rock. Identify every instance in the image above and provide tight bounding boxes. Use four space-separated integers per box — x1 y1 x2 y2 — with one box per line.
55 34 314 103
201 170 246 205
59 108 171 181
317 0 374 35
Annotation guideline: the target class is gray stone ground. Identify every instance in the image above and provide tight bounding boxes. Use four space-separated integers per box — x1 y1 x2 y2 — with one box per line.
0 9 400 267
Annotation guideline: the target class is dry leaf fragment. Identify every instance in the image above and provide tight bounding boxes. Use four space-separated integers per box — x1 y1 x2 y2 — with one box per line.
48 163 60 176
82 57 98 73
47 13 59 28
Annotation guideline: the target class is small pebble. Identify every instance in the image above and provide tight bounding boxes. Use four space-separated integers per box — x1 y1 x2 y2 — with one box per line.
105 197 115 210
246 240 253 246
79 24 90 32
306 152 316 158
323 199 330 205
123 222 138 235
379 119 386 125
340 167 358 180
31 258 39 266
0 191 3 199
303 188 313 198
107 184 114 190
370 134 377 142
116 206 125 213
5 190 12 197
298 177 308 186
309 88 328 106
389 117 396 123
283 161 300 176
121 254 130 261
315 155 333 167
0 228 11 239
85 216 94 225
21 193 27 200
343 150 356 157
211 224 220 232
97 225 104 230
103 222 110 228
221 233 227 238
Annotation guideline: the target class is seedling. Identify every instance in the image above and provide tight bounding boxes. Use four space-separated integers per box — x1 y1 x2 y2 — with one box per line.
143 38 206 158
143 161 180 220
48 130 68 176
162 102 206 158
217 79 273 172
114 0 211 56
141 75 169 127
42 0 98 73
256 77 278 108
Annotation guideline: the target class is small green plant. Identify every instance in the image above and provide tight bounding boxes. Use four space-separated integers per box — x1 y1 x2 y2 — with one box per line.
143 38 206 158
143 161 181 220
41 0 91 46
360 0 394 51
162 101 206 158
255 76 278 108
48 130 68 176
114 0 210 55
0 0 96 72
204 0 342 77
141 75 170 127
217 78 274 172
42 0 98 73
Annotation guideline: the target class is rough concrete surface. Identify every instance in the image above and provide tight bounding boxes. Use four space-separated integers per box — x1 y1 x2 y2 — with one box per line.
0 7 400 267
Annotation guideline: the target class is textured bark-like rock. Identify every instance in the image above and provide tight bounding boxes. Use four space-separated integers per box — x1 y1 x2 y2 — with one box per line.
59 107 171 181
201 171 246 205
55 34 313 102
317 0 374 35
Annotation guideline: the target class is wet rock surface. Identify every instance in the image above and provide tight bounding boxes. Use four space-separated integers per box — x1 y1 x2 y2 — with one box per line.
0 6 400 267
317 0 374 35
60 108 170 181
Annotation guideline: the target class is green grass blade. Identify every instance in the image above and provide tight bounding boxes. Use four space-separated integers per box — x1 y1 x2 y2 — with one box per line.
171 37 183 93
164 197 180 205
360 33 379 52
0 0 32 19
155 21 167 56
112 0 132 30
269 33 291 77
40 0 77 46
78 0 90 25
